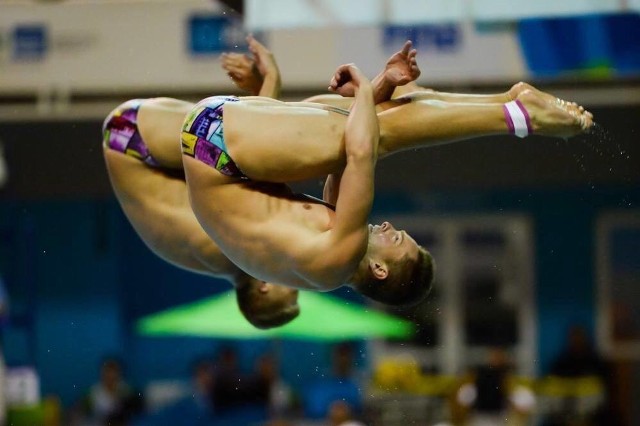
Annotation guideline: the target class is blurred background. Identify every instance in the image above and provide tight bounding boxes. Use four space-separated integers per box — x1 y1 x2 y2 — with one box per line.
0 0 639 425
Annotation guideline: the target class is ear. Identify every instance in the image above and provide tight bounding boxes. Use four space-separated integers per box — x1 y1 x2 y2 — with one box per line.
258 282 270 294
368 259 388 280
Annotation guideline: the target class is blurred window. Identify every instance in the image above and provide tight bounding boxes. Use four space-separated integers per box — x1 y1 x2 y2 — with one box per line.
373 215 535 375
597 211 640 359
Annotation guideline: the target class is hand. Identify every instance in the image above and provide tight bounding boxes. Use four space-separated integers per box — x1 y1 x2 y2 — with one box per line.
246 34 279 80
221 52 263 95
382 40 420 87
328 63 370 97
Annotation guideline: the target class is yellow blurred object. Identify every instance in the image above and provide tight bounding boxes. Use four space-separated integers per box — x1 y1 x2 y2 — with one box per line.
6 395 61 426
372 357 459 396
373 356 420 392
537 375 604 397
43 396 62 426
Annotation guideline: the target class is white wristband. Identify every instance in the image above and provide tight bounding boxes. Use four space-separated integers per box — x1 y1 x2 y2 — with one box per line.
503 100 532 138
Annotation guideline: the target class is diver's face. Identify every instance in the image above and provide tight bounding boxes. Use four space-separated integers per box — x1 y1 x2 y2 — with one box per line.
368 221 420 263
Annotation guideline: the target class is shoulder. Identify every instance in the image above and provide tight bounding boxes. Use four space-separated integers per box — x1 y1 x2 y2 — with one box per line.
295 230 367 290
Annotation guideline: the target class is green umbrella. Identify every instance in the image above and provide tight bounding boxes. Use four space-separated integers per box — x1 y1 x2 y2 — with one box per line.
136 290 414 341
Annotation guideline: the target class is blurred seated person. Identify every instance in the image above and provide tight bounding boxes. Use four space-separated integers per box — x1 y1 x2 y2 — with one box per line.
474 348 511 419
303 343 363 419
72 357 143 426
209 347 271 425
211 347 243 412
248 354 293 418
327 401 366 426
550 325 608 378
134 358 215 426
451 348 534 426
544 325 618 426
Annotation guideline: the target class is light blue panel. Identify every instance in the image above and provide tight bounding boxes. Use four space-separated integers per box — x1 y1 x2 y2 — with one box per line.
472 0 622 21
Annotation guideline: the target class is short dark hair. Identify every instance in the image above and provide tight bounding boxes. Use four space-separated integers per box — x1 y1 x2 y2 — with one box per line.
235 283 300 329
356 246 434 307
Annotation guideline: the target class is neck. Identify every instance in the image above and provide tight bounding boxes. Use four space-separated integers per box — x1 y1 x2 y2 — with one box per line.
344 256 369 289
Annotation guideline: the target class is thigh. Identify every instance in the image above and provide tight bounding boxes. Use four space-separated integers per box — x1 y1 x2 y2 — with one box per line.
223 99 349 182
137 98 195 168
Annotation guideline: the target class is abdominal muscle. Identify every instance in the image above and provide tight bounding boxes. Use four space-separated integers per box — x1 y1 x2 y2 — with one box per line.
223 99 348 183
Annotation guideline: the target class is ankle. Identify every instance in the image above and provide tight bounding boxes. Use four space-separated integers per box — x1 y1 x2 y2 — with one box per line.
503 99 533 138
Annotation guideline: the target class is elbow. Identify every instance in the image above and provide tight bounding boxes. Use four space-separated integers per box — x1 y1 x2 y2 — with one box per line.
347 135 378 161
346 145 375 163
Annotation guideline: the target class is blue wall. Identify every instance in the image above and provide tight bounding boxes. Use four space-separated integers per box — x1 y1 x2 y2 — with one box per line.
1 184 639 406
1 201 123 405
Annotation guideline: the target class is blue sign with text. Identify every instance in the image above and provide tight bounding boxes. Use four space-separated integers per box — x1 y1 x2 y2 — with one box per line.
384 24 461 52
188 15 247 55
12 25 47 60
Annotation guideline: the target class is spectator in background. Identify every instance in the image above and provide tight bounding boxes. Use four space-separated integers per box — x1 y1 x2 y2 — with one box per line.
303 342 363 420
72 357 143 426
327 400 366 426
134 357 215 426
473 348 511 421
546 325 619 426
250 354 293 419
211 347 244 412
332 343 361 381
191 358 214 410
451 348 535 426
550 326 608 378
210 347 277 424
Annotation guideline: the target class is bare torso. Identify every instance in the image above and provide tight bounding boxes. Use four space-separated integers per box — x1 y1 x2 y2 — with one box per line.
182 155 349 291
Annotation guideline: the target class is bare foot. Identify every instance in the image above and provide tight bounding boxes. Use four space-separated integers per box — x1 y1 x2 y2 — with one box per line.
516 89 593 138
509 82 593 122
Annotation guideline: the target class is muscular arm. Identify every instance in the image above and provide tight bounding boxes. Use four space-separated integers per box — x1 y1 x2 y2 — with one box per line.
326 68 379 266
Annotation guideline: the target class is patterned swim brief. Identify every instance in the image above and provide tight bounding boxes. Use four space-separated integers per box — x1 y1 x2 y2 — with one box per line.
180 95 246 178
102 99 159 167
